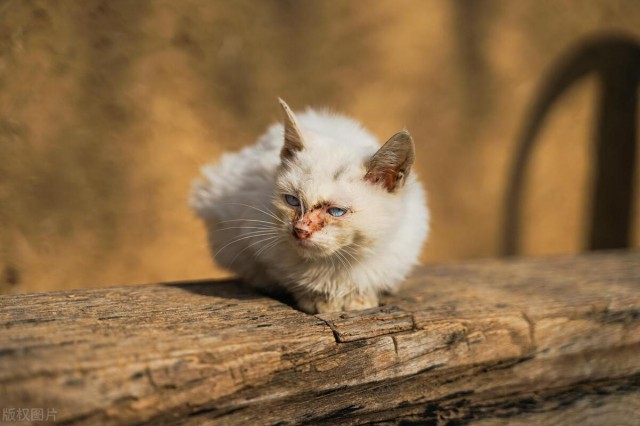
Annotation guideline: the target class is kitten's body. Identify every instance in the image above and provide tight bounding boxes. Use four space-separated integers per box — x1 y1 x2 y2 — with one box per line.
191 101 429 313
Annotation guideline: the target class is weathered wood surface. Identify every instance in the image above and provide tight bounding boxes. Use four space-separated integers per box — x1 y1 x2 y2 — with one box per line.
1 252 639 425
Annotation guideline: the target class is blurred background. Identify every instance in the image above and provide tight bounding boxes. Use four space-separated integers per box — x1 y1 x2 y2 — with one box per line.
1 0 639 294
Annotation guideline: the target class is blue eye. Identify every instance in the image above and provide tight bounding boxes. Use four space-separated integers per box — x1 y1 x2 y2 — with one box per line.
328 207 347 217
285 194 300 207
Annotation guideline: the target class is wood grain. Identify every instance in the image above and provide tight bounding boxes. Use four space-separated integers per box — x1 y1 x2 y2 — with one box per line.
1 251 639 425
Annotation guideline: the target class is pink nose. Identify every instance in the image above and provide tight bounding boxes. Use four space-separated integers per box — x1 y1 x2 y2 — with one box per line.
293 225 311 239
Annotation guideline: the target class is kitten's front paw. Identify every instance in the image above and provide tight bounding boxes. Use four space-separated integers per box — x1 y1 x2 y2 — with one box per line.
295 293 322 314
342 292 379 311
294 292 379 314
294 293 343 314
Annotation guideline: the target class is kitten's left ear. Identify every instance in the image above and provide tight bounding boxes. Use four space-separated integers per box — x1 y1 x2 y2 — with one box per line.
364 130 415 192
278 98 305 161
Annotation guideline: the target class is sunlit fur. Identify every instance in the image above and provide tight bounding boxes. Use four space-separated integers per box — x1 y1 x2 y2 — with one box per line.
191 107 429 313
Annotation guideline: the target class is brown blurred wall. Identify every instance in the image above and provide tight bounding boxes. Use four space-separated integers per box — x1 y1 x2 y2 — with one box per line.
1 0 639 294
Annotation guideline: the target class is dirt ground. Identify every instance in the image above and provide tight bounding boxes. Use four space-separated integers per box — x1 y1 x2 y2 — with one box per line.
1 0 639 293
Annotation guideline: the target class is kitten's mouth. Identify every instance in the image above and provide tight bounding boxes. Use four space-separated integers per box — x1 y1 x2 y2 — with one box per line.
295 237 316 249
291 234 324 256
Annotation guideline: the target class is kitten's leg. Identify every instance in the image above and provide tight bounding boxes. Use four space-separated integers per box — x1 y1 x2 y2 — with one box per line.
293 290 379 314
293 291 342 314
294 292 320 314
293 292 338 314
315 297 349 313
342 291 379 311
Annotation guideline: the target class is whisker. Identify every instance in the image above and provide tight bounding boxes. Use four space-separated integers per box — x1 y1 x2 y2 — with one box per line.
217 218 278 226
333 250 348 270
228 236 278 268
336 250 353 270
221 202 286 225
254 238 281 259
346 243 374 257
254 235 277 254
346 241 371 251
227 229 279 239
343 252 358 275
327 250 336 271
214 231 279 257
339 252 351 270
260 201 286 222
214 225 276 232
342 248 361 265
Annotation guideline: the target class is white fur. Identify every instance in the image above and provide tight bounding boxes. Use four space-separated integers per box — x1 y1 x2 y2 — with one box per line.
190 107 429 313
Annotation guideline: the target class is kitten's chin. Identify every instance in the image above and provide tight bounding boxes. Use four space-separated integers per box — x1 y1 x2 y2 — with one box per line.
293 239 323 258
291 237 335 259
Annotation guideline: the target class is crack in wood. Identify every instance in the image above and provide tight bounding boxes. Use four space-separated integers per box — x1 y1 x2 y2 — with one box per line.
521 311 536 349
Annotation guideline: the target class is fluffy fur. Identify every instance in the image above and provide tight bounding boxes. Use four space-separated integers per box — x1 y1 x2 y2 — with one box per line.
190 99 429 313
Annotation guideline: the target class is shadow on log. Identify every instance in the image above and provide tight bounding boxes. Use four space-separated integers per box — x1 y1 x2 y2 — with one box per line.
1 252 639 424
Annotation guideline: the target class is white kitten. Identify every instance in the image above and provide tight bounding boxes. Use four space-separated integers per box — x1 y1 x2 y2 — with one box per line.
190 99 429 313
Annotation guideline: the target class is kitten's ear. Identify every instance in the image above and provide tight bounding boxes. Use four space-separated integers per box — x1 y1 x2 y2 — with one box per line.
364 130 415 192
278 98 305 160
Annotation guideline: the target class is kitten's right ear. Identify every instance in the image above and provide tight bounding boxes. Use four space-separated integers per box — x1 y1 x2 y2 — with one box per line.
278 98 305 160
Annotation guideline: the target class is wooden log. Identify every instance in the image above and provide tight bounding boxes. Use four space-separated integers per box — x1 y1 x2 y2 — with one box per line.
1 251 639 425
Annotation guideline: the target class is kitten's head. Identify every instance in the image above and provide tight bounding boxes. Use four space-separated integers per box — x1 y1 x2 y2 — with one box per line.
273 99 415 260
